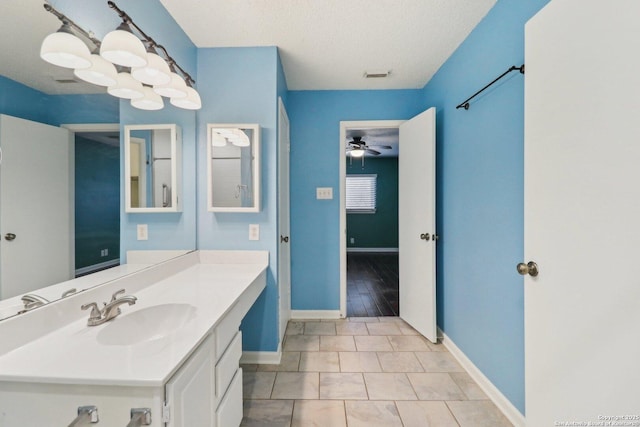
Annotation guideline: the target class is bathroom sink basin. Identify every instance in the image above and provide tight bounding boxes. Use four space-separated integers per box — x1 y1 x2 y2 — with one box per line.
97 303 197 346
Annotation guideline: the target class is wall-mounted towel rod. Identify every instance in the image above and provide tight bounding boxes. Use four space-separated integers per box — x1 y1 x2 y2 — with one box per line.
456 64 525 110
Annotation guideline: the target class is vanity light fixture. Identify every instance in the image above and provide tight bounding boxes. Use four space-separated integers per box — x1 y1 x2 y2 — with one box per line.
210 131 228 147
40 2 201 111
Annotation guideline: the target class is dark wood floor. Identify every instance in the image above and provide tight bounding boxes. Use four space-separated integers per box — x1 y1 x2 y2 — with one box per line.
347 252 399 317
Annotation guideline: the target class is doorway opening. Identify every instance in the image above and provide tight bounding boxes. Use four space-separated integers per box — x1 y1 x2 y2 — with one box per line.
339 120 403 318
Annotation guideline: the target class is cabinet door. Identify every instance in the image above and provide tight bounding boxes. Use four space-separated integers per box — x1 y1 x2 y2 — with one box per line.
165 334 215 427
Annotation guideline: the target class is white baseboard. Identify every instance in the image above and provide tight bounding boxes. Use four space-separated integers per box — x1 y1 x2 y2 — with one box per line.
241 342 282 365
438 328 526 427
75 259 119 277
346 247 399 253
290 310 342 320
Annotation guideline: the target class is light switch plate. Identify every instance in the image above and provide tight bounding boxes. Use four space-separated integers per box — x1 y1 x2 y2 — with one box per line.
316 187 333 199
137 224 148 241
249 224 260 241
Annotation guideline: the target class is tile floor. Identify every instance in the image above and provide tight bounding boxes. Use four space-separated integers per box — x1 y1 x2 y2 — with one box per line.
241 317 513 427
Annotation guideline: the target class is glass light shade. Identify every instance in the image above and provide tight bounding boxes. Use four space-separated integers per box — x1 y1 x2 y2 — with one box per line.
74 54 118 86
210 131 227 147
170 86 202 110
230 129 250 147
107 72 144 99
154 73 188 98
131 52 171 85
40 30 92 69
131 87 164 110
100 28 148 67
350 148 365 158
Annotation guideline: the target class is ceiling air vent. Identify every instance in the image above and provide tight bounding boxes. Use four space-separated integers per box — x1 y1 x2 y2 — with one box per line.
364 70 391 79
54 78 79 84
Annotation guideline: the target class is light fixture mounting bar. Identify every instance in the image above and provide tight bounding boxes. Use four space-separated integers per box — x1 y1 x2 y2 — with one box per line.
106 1 195 85
43 4 102 48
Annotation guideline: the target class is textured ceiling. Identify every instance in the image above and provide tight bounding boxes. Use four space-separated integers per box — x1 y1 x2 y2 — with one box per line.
159 0 497 90
0 0 496 95
346 128 399 157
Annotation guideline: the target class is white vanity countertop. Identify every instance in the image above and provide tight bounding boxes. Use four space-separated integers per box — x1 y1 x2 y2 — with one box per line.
0 258 267 387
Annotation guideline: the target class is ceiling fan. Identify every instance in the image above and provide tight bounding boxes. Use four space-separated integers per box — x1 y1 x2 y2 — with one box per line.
346 136 392 158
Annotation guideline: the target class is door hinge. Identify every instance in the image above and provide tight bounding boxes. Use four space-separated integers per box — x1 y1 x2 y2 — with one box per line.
162 402 171 423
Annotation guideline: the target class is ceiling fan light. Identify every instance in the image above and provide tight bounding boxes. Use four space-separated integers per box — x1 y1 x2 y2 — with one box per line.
100 23 148 68
40 25 92 69
107 72 144 99
74 54 118 86
350 149 365 158
131 51 171 86
131 86 164 110
154 72 188 98
170 86 202 110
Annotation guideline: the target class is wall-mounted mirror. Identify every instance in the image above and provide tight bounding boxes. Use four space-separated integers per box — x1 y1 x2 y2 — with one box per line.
125 124 182 213
207 124 261 212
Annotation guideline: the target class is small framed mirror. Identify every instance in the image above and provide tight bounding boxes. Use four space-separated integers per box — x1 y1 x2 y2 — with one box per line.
124 124 182 213
207 124 261 212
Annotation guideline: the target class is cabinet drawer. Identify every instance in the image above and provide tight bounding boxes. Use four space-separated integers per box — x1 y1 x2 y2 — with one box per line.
215 303 243 358
216 331 242 401
216 368 243 427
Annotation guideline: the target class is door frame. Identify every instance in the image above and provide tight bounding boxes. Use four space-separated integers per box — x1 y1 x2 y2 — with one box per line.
339 120 404 317
277 98 291 344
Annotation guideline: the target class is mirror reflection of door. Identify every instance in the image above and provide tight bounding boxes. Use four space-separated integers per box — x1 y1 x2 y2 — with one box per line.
129 137 146 208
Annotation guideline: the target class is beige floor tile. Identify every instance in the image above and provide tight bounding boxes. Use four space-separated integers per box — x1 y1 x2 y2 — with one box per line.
349 317 379 323
320 373 368 399
339 352 382 372
446 400 513 427
291 400 346 427
388 335 432 351
286 321 305 336
243 372 276 399
345 401 403 427
364 373 417 400
304 321 336 335
272 372 319 399
450 372 488 400
241 364 258 372
354 336 393 351
415 352 464 372
407 373 466 400
299 352 340 372
378 316 406 323
398 323 422 335
366 322 403 335
377 352 424 372
242 400 294 427
426 340 449 352
395 401 459 427
336 322 369 335
284 335 320 352
258 352 301 372
319 335 356 351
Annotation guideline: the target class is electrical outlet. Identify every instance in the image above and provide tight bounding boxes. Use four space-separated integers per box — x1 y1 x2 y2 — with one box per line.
137 224 148 241
249 224 260 241
316 187 333 199
100 249 109 257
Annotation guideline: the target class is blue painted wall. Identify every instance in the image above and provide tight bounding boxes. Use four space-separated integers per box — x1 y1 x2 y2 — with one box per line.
421 0 550 413
0 76 51 124
196 47 280 352
75 135 120 269
287 90 422 310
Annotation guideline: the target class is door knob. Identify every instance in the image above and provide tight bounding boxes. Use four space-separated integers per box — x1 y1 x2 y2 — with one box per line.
280 235 289 243
517 261 539 277
4 233 16 241
420 233 431 241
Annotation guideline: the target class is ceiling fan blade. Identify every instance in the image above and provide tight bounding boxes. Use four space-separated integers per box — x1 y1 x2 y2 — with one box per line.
369 145 392 150
366 148 381 155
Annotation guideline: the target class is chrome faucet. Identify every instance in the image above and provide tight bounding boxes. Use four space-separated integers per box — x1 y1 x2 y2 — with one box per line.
81 289 137 326
21 293 50 311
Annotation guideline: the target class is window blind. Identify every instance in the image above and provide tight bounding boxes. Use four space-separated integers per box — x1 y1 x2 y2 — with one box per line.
346 174 377 213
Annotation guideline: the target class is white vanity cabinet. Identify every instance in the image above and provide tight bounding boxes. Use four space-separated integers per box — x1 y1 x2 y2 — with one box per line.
0 250 267 427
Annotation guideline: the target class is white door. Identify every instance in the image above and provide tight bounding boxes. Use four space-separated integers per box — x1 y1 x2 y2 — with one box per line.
524 1 640 425
278 98 291 342
0 115 73 299
398 108 437 342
